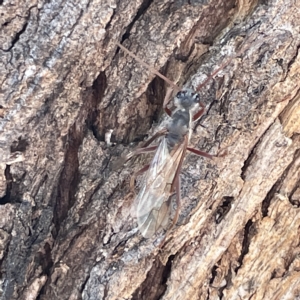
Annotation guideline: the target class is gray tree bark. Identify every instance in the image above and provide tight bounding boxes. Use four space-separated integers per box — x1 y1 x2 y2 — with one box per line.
1 0 300 299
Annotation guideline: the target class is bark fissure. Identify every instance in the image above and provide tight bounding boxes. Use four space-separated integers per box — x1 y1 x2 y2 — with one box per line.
120 0 155 42
132 254 175 300
1 6 37 52
215 196 234 224
0 166 12 205
236 220 254 272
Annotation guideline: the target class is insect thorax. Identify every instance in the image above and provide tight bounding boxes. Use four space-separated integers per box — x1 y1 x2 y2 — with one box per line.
166 110 189 149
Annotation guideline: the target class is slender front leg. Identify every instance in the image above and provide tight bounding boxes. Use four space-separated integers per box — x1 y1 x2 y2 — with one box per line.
163 87 174 116
192 101 206 121
187 147 213 159
187 147 228 158
130 164 150 192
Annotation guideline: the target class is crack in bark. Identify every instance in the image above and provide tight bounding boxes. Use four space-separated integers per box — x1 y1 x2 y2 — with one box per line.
215 196 234 224
262 143 300 215
120 0 155 42
5 21 28 52
53 81 101 232
0 166 12 205
90 72 108 141
1 6 37 52
235 219 254 272
240 119 274 181
132 254 175 300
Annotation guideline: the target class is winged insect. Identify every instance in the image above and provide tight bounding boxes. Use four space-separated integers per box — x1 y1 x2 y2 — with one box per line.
116 42 227 238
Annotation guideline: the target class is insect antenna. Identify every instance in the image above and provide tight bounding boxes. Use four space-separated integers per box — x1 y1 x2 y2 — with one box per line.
116 42 181 93
195 38 265 92
195 55 236 92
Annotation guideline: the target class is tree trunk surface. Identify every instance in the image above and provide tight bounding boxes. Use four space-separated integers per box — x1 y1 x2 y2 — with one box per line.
1 0 300 299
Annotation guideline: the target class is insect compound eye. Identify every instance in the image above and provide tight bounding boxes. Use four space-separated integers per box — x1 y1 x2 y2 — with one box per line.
194 93 200 103
176 90 186 98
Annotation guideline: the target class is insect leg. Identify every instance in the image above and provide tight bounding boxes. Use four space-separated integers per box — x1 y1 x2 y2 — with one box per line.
117 42 180 92
112 145 157 170
123 145 157 161
163 87 174 117
125 127 168 160
192 102 206 121
125 128 169 160
187 147 214 159
112 130 167 171
130 164 149 192
140 128 168 148
165 136 188 233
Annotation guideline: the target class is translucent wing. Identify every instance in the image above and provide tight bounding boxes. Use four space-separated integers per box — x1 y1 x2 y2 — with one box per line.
132 137 187 238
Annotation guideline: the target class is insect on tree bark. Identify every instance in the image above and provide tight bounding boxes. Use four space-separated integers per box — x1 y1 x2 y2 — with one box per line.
1 0 300 299
116 42 227 239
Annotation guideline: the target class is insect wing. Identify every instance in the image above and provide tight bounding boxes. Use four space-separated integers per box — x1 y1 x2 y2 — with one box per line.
133 137 186 238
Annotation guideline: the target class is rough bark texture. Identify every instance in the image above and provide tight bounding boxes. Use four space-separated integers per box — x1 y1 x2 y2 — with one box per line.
0 0 300 299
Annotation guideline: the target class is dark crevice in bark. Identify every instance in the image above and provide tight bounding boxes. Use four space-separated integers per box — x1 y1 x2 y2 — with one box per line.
290 191 300 207
38 242 53 277
206 288 210 300
285 42 299 74
10 137 29 153
125 63 176 144
79 272 90 294
4 18 28 52
258 0 270 5
39 226 96 298
240 139 260 181
261 172 286 217
90 71 107 141
0 165 24 205
283 246 299 274
132 255 174 300
287 147 300 207
96 73 162 145
126 96 159 144
0 166 12 205
104 8 115 32
160 254 174 290
235 220 254 272
262 146 300 214
215 196 234 224
146 74 167 123
53 124 81 233
42 95 102 300
251 84 265 97
209 265 218 284
53 83 100 233
120 0 154 42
